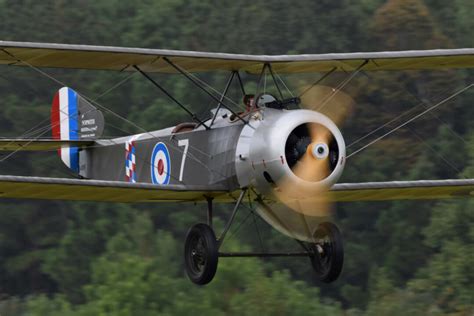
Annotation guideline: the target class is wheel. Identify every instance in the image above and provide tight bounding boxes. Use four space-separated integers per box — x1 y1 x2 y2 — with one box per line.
184 223 218 285
310 222 344 283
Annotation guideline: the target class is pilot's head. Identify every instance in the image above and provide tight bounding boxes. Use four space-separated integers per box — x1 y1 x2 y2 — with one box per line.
243 94 255 110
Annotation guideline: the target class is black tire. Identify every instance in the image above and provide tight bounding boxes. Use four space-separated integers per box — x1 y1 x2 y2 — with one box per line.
310 222 344 283
184 223 218 285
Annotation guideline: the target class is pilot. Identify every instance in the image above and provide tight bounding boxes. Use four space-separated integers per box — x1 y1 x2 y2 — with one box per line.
229 94 255 122
243 94 255 111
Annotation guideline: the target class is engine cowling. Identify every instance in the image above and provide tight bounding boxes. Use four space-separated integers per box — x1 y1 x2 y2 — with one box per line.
235 108 346 199
235 107 346 241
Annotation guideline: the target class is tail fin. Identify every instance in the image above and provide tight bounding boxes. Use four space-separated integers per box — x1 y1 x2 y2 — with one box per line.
51 87 104 173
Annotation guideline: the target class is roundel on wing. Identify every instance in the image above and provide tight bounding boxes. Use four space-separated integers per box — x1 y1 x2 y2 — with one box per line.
151 142 171 185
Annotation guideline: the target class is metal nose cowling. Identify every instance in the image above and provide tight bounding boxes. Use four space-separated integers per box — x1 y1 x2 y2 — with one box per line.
235 106 347 242
237 108 347 242
234 85 353 242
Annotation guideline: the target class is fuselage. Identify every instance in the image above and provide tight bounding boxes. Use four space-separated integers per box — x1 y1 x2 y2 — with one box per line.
79 109 248 190
77 106 346 242
79 105 346 195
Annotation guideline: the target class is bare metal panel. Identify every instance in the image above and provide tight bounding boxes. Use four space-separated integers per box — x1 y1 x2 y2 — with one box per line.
1 41 473 74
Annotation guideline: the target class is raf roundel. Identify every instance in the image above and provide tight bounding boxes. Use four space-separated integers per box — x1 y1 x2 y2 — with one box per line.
151 142 171 185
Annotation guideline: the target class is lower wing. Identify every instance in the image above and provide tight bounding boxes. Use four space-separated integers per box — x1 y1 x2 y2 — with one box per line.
0 139 94 151
330 179 474 201
0 175 230 203
0 175 471 203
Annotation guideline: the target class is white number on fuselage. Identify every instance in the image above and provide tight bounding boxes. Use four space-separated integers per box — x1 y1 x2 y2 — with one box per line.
178 139 189 182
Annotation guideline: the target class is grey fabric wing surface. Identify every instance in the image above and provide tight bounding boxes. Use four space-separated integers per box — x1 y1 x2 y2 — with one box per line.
0 139 94 151
0 175 471 204
0 175 232 203
329 179 474 202
1 41 473 74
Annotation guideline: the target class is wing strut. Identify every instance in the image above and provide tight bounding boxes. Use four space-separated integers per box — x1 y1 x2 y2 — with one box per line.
267 63 284 99
209 71 235 127
236 71 246 95
162 57 250 126
255 63 285 99
133 65 210 129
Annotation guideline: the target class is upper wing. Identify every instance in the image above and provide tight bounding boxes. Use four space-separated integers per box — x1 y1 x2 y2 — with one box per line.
1 41 473 74
0 175 232 203
329 179 474 202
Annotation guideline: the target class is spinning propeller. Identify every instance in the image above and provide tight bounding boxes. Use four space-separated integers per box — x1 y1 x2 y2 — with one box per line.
290 123 333 183
299 85 355 125
289 85 354 184
270 85 354 227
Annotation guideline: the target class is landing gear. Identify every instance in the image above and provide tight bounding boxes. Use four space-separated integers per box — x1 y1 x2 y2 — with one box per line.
184 223 218 285
183 192 344 285
184 191 246 285
309 222 344 283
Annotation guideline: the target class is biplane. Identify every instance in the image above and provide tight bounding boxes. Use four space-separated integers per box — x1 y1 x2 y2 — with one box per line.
0 41 473 285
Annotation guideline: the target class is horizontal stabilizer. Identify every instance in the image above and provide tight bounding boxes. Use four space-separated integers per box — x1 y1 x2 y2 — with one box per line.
0 139 94 151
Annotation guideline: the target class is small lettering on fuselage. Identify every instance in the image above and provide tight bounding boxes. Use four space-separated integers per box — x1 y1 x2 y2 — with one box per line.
82 119 96 125
81 126 98 132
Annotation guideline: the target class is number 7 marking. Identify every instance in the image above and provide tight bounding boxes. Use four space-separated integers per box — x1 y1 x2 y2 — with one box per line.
178 139 189 182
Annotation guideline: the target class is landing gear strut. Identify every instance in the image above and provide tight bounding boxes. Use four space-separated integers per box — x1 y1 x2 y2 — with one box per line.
184 190 246 285
183 191 344 285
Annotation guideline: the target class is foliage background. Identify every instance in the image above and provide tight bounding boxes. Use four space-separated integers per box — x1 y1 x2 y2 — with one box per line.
0 0 473 315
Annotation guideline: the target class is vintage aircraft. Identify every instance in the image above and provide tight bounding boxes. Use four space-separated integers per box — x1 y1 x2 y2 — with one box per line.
0 41 473 285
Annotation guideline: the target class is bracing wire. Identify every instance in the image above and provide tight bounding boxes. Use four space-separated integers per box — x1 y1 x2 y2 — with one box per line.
348 77 469 149
163 63 246 111
406 125 465 177
0 50 232 182
347 84 473 159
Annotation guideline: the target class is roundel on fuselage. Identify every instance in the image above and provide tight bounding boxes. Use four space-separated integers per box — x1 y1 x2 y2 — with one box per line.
151 142 171 185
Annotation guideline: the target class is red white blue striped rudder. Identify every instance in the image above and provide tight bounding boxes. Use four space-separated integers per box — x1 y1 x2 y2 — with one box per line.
51 87 104 174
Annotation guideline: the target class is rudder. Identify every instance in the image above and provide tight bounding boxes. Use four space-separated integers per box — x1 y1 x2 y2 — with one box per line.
51 87 104 173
